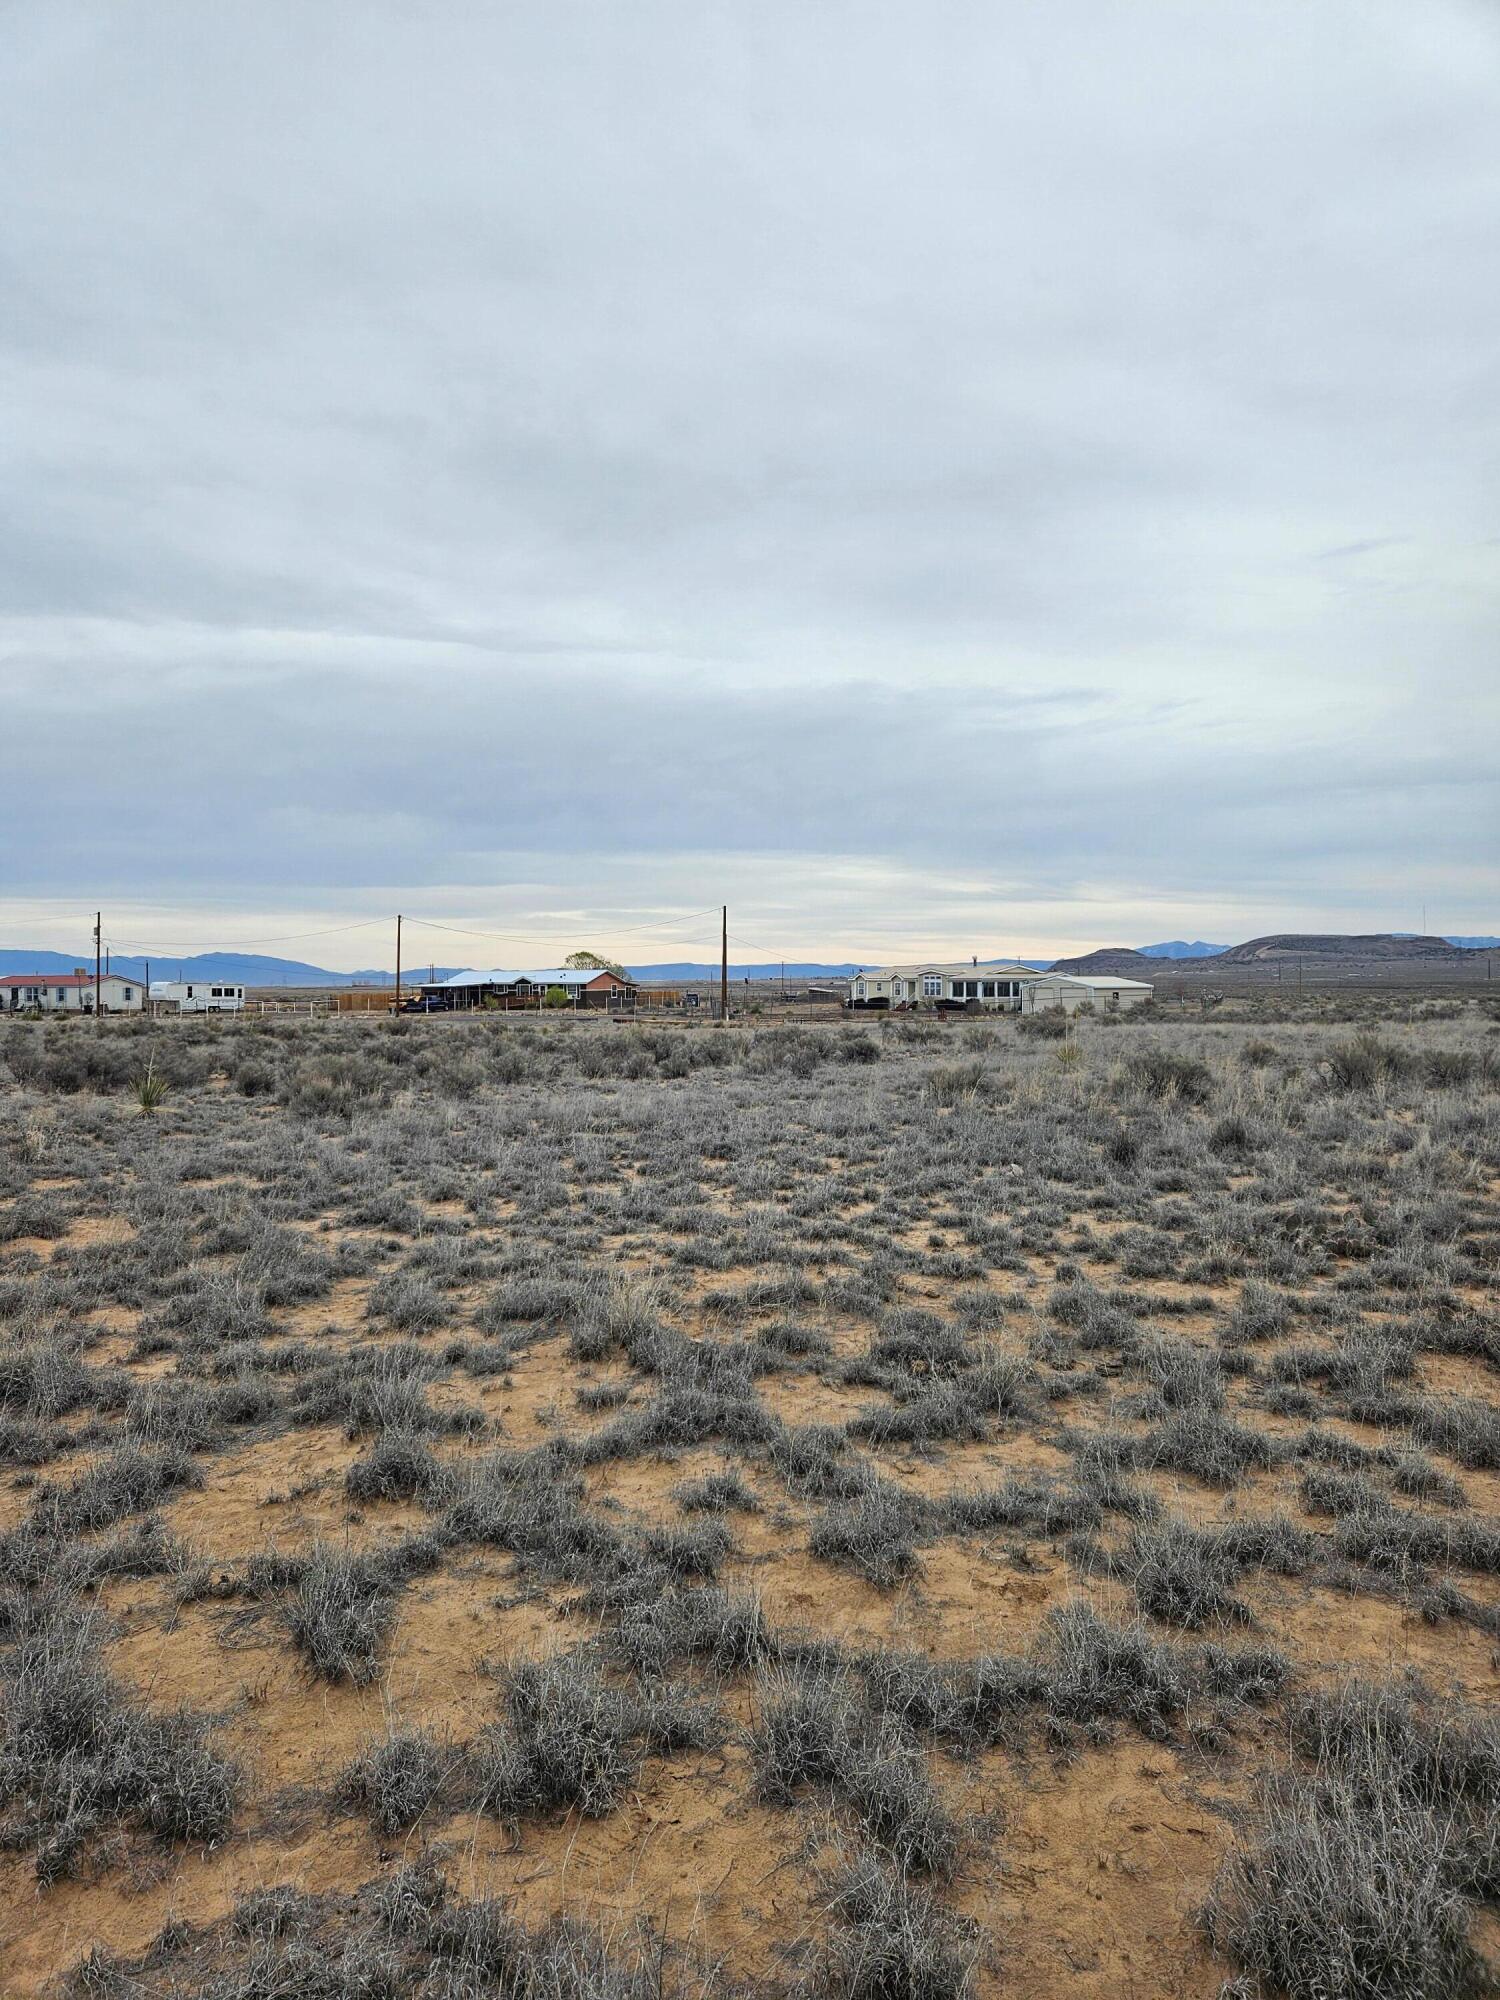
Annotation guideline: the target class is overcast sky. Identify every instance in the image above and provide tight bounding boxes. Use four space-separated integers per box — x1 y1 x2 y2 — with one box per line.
4 2 1497 967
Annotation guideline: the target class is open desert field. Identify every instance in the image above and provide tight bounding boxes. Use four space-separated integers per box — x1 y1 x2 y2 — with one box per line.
1 1004 1497 1999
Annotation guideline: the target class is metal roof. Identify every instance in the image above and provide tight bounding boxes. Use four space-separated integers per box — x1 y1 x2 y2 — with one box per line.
0 972 137 988
1032 973 1154 991
853 962 1037 980
425 967 631 990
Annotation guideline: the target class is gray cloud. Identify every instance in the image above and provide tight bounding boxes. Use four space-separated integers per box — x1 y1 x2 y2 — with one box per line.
2 1 1497 958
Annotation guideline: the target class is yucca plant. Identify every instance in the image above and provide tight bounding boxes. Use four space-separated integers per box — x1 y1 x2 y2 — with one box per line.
131 1054 170 1115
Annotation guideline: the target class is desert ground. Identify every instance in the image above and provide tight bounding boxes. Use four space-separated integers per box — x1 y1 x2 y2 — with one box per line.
0 1001 1497 1999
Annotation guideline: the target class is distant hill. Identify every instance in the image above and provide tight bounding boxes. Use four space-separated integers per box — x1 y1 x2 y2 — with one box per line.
1212 933 1471 965
1137 940 1227 959
1048 947 1159 977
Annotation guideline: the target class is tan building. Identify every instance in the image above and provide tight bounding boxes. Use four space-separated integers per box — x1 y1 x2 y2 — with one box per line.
1021 972 1153 1014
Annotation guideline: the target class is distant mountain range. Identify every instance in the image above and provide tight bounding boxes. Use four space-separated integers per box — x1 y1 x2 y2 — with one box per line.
0 950 464 988
1136 940 1227 958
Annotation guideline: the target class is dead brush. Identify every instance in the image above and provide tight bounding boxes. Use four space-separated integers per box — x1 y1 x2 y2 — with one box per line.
921 1061 987 1108
812 1852 980 1999
470 1652 640 1820
336 1727 458 1835
0 1602 238 1881
283 1545 398 1686
752 1664 960 1878
1203 1676 1500 2000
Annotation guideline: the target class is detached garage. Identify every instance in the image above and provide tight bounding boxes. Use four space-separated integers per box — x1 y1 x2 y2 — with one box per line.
1021 973 1153 1014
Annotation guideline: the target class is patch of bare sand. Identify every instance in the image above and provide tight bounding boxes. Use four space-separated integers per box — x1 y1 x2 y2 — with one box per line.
880 1430 1073 1499
0 1818 370 1998
731 1541 1106 1661
585 1447 773 1526
266 1273 374 1341
422 1747 819 1985
161 1426 430 1561
1418 1352 1500 1407
1247 1577 1500 1702
757 1370 890 1428
428 1334 620 1447
102 1558 594 1795
1 1212 137 1262
1138 1463 1297 1527
955 1740 1234 2000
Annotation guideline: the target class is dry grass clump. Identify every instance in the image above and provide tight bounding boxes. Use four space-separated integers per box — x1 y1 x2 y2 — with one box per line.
0 1601 238 1882
1203 1678 1500 1999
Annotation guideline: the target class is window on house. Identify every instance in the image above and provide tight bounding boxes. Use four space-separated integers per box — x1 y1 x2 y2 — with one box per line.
922 975 941 997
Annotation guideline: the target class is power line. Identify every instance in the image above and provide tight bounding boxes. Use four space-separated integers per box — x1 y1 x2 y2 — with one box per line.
103 917 391 954
83 904 751 969
403 907 725 949
726 928 808 961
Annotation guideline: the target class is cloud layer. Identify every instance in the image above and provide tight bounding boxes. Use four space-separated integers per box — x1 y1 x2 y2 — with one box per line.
3 2 1497 962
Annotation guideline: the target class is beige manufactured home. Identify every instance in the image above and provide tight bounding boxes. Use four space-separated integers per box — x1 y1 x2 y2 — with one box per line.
848 962 1038 1010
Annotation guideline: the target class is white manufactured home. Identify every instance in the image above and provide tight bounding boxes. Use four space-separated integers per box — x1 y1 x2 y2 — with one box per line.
150 981 246 1014
1021 973 1153 1014
0 971 143 1014
847 962 1154 1015
847 962 1038 1011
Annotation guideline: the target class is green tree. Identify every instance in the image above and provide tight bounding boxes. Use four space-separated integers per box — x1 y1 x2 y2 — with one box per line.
564 949 627 981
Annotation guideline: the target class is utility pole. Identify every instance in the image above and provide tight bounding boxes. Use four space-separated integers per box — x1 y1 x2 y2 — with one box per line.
145 960 150 1017
94 912 102 1031
394 914 402 1016
720 906 728 1023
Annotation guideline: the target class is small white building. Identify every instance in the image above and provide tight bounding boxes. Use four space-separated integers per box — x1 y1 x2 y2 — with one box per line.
848 962 1037 1010
1021 973 1153 1014
0 971 143 1014
150 980 245 1014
